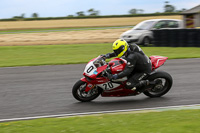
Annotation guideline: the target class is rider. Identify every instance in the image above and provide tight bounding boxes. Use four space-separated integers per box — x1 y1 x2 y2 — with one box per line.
103 39 152 93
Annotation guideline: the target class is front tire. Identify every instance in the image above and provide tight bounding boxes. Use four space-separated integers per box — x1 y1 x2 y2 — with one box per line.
143 71 173 98
72 80 101 102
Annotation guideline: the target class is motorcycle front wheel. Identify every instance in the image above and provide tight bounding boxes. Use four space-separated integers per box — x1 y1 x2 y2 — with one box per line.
143 71 173 98
72 80 101 102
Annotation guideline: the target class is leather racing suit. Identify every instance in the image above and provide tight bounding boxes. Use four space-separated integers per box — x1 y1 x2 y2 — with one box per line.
105 43 152 91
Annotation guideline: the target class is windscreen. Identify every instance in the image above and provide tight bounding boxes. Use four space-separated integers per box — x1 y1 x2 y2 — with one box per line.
93 57 106 68
133 21 155 30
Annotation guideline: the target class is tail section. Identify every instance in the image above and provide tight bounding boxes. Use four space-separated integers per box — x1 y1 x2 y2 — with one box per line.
150 56 168 70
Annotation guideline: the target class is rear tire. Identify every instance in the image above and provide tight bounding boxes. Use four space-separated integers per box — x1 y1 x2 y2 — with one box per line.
72 80 101 102
143 71 173 98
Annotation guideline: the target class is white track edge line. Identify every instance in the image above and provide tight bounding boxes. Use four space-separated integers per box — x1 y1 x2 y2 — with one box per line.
1 104 200 122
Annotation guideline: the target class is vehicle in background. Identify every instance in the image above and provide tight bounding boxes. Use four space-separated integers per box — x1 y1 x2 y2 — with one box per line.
120 19 184 46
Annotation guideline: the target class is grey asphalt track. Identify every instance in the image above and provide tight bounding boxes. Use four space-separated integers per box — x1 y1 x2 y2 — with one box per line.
0 58 200 120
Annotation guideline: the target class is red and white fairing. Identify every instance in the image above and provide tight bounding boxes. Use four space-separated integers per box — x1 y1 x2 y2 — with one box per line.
150 56 168 70
82 56 127 92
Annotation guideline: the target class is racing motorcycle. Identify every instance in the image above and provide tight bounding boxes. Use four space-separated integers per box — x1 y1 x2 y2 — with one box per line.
72 55 173 102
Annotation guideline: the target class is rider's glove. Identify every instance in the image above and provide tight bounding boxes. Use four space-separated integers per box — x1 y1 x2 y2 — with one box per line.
112 74 118 80
101 54 110 60
107 73 112 80
107 74 118 80
101 54 107 60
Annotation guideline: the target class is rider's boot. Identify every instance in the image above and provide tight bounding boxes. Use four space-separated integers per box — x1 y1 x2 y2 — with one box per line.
126 80 149 92
132 80 150 93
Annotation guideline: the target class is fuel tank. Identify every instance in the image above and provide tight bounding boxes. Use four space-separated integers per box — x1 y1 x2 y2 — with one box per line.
108 58 127 74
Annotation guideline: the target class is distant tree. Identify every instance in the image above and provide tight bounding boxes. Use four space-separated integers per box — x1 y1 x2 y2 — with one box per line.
180 8 187 11
32 13 39 18
12 13 25 19
21 13 25 18
76 11 85 16
67 15 74 17
129 9 144 14
129 9 137 14
175 8 187 13
87 8 99 16
164 1 176 12
13 13 25 19
88 8 94 14
137 9 144 14
13 16 23 19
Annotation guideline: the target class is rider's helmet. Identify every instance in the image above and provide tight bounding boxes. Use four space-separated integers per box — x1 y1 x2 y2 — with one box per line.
112 39 129 58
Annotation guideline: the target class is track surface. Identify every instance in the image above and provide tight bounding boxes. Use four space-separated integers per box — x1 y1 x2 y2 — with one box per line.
0 58 200 120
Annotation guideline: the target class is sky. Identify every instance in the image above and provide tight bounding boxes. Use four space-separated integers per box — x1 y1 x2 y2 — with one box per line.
0 0 199 19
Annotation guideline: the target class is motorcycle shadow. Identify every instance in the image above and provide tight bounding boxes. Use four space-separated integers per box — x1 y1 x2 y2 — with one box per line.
74 96 171 107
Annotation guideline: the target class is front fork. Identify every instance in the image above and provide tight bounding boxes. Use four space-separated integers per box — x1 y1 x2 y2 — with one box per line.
80 77 95 92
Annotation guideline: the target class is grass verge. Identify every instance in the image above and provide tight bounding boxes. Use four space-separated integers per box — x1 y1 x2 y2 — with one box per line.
0 43 200 67
0 109 200 133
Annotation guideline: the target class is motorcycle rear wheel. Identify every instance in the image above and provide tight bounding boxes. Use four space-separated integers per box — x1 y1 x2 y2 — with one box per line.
72 80 101 102
143 71 173 98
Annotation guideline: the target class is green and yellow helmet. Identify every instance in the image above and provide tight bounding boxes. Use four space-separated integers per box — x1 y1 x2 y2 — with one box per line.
112 39 129 58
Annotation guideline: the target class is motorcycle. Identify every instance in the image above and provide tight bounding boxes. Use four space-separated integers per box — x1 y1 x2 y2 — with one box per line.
72 55 173 102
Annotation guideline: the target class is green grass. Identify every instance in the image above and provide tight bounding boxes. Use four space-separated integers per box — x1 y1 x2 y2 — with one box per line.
0 43 200 67
1 109 200 133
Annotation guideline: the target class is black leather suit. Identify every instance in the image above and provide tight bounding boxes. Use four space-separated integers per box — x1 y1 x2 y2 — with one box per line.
106 43 152 89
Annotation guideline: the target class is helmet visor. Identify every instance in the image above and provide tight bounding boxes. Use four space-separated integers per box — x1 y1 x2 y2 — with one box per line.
113 45 125 57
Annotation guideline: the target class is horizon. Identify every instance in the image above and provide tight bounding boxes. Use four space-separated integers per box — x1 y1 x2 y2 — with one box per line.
1 0 199 19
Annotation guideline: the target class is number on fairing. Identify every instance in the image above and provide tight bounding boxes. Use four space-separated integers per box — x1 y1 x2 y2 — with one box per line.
103 82 114 90
87 66 94 73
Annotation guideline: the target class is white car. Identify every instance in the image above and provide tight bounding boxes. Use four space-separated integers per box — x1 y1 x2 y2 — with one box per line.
120 19 184 46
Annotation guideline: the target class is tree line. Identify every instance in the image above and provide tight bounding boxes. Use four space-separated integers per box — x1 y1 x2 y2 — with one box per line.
129 1 186 15
11 1 186 20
